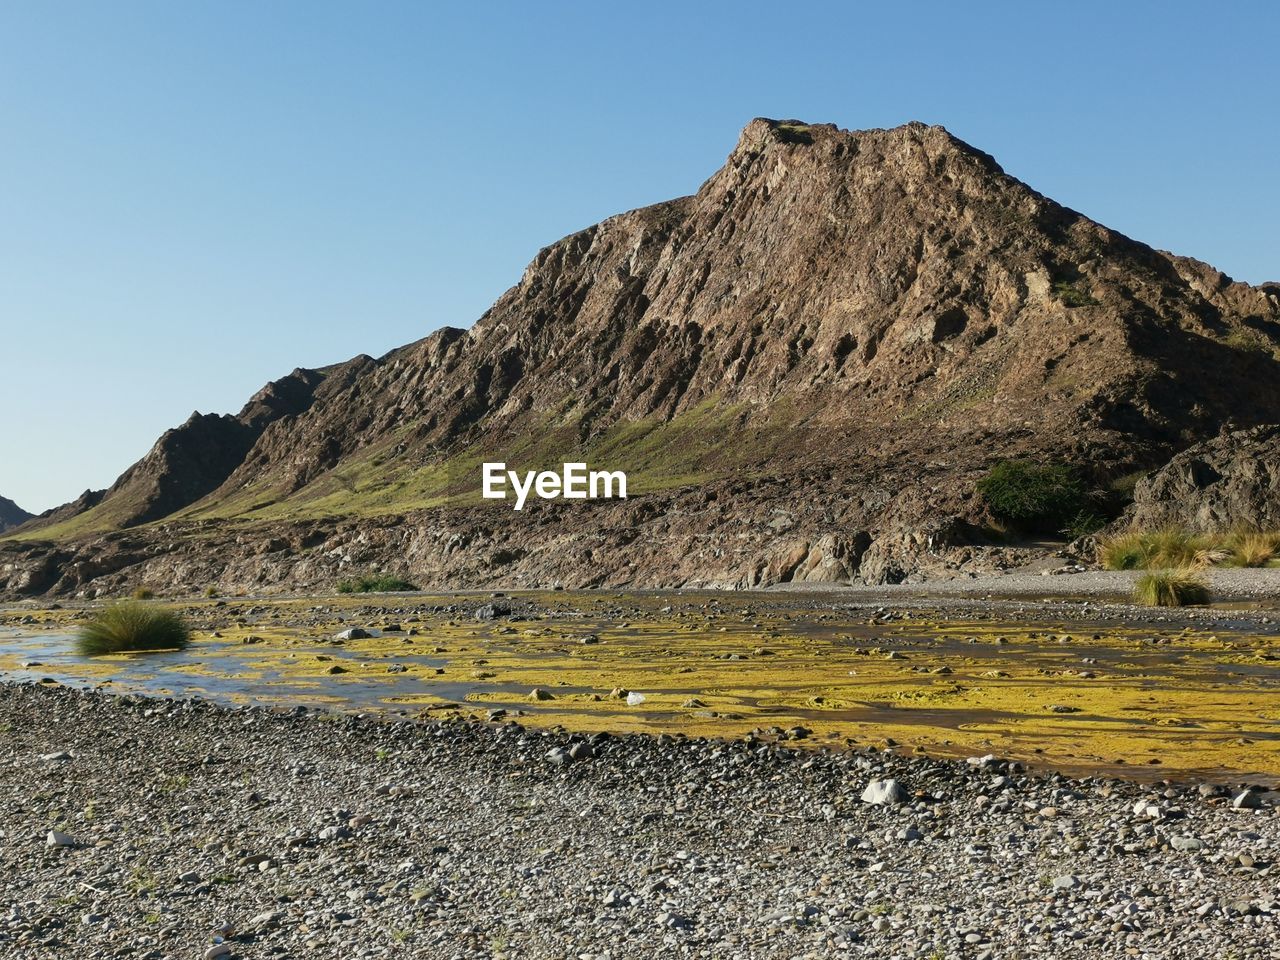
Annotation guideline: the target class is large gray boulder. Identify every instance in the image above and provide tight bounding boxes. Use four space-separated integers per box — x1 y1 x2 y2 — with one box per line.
1130 425 1280 531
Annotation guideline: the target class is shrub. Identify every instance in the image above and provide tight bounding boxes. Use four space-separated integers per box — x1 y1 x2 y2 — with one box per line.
204 586 220 598
1132 570 1210 607
977 461 1089 534
131 587 155 600
1053 281 1099 307
1062 510 1107 541
76 603 192 655
336 574 419 594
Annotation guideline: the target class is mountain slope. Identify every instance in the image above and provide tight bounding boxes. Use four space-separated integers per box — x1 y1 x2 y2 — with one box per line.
0 496 31 534
5 119 1279 596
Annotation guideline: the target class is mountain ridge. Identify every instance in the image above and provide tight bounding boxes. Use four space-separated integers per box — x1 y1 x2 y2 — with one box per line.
5 118 1279 596
0 496 31 534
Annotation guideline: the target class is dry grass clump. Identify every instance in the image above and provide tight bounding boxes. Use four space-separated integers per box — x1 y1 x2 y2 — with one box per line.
76 603 191 656
1100 526 1280 570
1223 530 1280 568
1132 570 1210 607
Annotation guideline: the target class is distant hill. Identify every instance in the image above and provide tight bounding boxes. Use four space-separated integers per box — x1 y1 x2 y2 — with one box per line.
0 495 32 534
4 118 1279 597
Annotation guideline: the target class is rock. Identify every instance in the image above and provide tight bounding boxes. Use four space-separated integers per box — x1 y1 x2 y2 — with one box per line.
626 692 647 706
1232 789 1264 810
46 830 76 848
545 747 573 766
203 946 232 960
39 751 72 762
657 911 694 930
1170 835 1206 852
861 779 908 806
1130 424 1280 530
1052 875 1081 891
250 910 282 929
568 742 594 761
334 628 371 641
529 688 555 701
966 754 1001 770
474 603 510 621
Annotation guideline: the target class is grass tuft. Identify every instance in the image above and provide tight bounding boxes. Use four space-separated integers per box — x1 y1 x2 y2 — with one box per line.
76 603 191 655
1224 530 1280 568
1132 569 1210 607
131 586 155 600
1101 527 1280 570
336 574 419 594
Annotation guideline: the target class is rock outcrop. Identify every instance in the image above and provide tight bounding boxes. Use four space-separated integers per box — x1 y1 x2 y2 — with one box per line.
5 118 1280 596
1129 424 1280 531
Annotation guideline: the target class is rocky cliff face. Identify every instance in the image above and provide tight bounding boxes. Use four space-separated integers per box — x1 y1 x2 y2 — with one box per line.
5 118 1280 597
0 496 31 534
1129 425 1280 531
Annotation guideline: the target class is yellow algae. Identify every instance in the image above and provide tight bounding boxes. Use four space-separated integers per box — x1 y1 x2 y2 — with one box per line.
2 592 1278 780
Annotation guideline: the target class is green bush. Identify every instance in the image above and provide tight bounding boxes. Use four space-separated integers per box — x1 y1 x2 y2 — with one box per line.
1132 570 1209 607
1053 281 1098 307
131 586 155 600
77 603 191 655
336 574 419 594
977 461 1090 535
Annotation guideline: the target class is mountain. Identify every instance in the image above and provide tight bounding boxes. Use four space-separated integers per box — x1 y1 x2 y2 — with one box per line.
0 496 32 534
4 118 1279 597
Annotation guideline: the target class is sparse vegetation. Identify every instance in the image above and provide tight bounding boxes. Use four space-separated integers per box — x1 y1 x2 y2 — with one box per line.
1053 281 1099 307
1224 328 1276 356
977 460 1090 535
336 573 419 594
774 123 814 145
1100 527 1279 570
1061 510 1107 541
131 586 155 600
76 603 191 655
203 586 219 598
1133 569 1210 607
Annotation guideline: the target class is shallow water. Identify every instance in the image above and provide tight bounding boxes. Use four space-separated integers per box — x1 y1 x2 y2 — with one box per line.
2 594 1278 784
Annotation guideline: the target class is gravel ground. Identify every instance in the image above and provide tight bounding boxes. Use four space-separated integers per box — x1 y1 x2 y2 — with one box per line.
1 682 1277 960
783 567 1280 604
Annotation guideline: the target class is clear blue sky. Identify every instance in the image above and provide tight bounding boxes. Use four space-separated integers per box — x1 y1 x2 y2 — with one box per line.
2 1 1276 514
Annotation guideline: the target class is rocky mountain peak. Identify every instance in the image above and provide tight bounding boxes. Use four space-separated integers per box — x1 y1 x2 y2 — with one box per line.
6 118 1279 595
